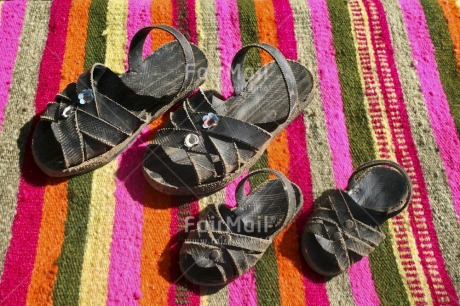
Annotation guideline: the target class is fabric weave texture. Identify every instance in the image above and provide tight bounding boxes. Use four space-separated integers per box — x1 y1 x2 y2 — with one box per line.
0 0 459 305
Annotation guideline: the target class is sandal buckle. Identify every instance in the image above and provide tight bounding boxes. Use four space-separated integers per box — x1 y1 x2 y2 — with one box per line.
78 89 94 105
202 113 219 129
61 106 73 118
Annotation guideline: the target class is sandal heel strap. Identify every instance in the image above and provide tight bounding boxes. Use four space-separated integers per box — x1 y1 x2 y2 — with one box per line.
128 25 195 97
230 43 298 117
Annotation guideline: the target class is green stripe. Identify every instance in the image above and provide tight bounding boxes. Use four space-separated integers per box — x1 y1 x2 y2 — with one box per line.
419 0 460 134
326 0 410 305
236 1 280 304
52 1 109 304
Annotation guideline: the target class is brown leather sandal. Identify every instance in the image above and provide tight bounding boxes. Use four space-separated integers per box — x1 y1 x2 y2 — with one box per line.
301 160 412 276
142 43 314 195
32 25 207 177
179 169 303 286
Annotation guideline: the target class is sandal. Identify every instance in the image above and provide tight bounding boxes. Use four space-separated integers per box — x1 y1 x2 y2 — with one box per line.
179 169 303 286
32 25 208 177
142 43 314 195
301 160 412 276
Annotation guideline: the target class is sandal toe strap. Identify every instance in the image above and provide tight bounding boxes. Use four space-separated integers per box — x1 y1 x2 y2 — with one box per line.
181 204 272 280
152 94 272 185
305 190 386 271
39 64 145 168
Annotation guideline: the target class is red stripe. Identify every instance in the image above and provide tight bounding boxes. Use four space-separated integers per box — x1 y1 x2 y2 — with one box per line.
0 0 72 304
272 0 330 304
363 0 459 303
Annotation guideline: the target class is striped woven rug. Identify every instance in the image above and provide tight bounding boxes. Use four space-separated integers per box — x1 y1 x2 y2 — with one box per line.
0 0 459 305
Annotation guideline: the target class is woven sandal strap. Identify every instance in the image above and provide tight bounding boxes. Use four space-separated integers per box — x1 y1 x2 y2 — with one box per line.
128 25 195 96
348 160 412 216
230 43 298 117
234 169 298 233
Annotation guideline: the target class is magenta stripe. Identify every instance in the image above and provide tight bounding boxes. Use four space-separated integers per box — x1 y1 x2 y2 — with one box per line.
107 2 151 305
287 117 330 306
271 1 330 304
365 0 459 303
306 0 380 304
216 0 242 97
398 0 460 221
215 1 255 303
186 0 197 44
306 0 353 189
0 1 27 132
0 0 72 304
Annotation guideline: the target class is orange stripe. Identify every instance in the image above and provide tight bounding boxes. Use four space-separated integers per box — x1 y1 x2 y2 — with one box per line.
253 0 307 305
26 0 91 303
437 0 460 70
140 113 172 306
140 4 173 305
151 0 174 50
253 0 278 64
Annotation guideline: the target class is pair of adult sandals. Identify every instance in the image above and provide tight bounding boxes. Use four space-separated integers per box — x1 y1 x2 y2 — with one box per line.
180 160 412 286
32 24 313 195
31 25 412 285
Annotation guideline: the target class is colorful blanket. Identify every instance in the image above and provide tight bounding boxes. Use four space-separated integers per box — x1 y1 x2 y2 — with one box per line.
0 0 459 305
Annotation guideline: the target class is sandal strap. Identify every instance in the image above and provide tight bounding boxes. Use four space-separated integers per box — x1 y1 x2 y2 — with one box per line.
305 190 386 271
234 169 298 234
152 94 273 184
181 202 273 281
128 25 195 97
348 160 412 216
40 64 145 168
230 43 298 117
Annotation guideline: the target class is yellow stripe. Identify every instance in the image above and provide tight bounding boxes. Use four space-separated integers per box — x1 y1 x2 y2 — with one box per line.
0 2 3 16
349 1 433 304
195 0 227 303
77 1 128 305
195 0 220 92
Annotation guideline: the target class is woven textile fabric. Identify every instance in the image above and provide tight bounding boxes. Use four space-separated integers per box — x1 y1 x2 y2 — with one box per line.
0 0 459 305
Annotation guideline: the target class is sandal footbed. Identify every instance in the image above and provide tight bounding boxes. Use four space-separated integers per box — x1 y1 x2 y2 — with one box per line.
33 41 207 177
143 60 314 195
301 165 410 276
180 179 303 286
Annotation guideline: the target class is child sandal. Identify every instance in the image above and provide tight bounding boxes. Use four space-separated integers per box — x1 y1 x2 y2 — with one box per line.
143 43 314 195
301 160 412 276
179 169 303 286
32 25 207 177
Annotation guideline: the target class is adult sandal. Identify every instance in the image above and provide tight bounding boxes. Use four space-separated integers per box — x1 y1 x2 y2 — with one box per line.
179 169 303 286
32 25 207 177
301 160 412 276
143 43 313 195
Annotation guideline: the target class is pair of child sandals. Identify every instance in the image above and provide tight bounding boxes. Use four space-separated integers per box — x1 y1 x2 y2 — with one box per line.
31 25 412 285
180 160 411 286
33 25 313 197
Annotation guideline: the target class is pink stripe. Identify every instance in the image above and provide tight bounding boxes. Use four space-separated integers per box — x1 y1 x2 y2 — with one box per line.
271 1 330 304
0 0 72 304
398 0 460 221
0 1 27 131
307 0 353 188
307 0 380 304
216 1 254 304
216 0 242 97
107 2 151 305
287 117 330 306
365 0 459 303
